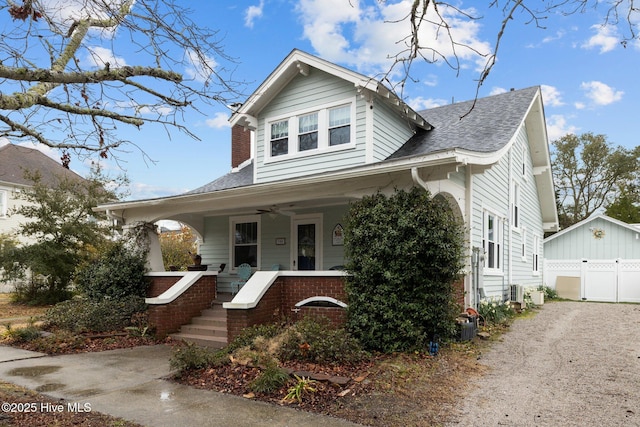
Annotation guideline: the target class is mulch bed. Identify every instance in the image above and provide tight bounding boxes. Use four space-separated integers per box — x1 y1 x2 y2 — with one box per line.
174 358 380 415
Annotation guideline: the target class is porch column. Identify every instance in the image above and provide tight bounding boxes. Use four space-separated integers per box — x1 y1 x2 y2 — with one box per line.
122 223 165 271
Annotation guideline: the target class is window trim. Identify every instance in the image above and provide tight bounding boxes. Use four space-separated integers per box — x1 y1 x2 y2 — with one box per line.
264 98 356 163
0 189 6 219
229 215 261 271
512 181 520 231
532 234 540 275
483 209 503 274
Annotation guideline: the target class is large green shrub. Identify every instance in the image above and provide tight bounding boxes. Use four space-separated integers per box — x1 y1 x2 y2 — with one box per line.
44 295 147 333
75 241 150 300
344 187 465 353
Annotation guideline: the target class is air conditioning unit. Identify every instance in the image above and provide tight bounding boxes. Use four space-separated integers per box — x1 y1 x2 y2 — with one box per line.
510 284 525 304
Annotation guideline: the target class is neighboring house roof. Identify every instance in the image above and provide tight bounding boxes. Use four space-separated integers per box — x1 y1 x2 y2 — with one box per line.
0 143 84 187
544 214 640 243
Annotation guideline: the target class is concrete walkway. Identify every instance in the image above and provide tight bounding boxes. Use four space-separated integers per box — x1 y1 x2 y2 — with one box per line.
0 344 361 427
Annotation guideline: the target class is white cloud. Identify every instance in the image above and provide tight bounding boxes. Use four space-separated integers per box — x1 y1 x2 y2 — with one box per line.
540 85 564 107
85 46 127 68
184 49 218 83
206 112 231 129
546 114 578 142
489 87 507 96
294 0 490 78
582 25 619 53
580 81 624 106
407 96 448 111
245 0 265 28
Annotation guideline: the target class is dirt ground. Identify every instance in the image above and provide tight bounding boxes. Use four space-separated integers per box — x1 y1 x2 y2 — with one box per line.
445 301 640 427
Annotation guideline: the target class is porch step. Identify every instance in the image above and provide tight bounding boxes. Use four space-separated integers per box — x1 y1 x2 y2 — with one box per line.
170 297 229 349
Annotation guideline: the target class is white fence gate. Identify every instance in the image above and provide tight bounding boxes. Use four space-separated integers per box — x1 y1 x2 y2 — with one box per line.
544 259 640 303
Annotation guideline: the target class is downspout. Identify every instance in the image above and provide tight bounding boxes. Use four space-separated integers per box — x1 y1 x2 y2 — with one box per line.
411 167 429 190
507 148 513 300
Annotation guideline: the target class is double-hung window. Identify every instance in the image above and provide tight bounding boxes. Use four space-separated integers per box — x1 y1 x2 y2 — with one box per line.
512 182 520 230
532 235 540 274
270 120 289 157
265 100 354 160
483 211 502 272
298 112 318 151
231 217 260 268
328 105 351 146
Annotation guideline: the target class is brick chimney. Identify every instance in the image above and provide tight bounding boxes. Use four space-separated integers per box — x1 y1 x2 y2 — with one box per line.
231 124 251 168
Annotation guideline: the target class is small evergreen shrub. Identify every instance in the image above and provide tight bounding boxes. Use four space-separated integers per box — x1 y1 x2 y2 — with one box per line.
3 324 41 343
44 295 147 333
278 317 366 365
75 241 149 300
226 323 283 353
249 364 290 394
169 342 228 375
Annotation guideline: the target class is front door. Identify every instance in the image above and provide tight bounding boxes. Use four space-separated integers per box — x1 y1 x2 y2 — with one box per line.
292 215 322 270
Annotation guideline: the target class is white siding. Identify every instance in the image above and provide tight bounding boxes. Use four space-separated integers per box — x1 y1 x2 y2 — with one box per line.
255 69 367 183
471 125 546 299
372 100 415 162
544 217 640 259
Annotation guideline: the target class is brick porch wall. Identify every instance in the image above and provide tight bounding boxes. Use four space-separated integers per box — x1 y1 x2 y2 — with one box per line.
452 278 465 310
146 275 217 337
227 275 348 342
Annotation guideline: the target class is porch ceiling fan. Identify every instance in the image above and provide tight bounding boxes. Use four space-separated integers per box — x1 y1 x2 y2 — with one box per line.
256 205 296 217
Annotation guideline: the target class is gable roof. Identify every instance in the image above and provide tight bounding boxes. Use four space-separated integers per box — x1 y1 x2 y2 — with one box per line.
0 143 85 187
230 49 431 131
390 87 541 159
544 214 640 243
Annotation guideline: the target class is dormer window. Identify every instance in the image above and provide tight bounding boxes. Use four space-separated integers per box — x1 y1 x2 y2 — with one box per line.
298 112 318 151
329 105 350 146
270 120 289 156
265 98 355 162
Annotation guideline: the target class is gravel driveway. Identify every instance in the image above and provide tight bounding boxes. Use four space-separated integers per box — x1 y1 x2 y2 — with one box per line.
446 301 640 426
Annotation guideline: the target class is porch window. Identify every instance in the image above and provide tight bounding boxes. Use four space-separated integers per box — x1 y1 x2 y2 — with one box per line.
233 220 259 268
270 120 289 156
298 112 318 151
328 105 350 146
483 211 502 271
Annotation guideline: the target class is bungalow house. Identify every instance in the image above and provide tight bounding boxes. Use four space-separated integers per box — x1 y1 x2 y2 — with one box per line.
544 214 640 302
95 49 558 347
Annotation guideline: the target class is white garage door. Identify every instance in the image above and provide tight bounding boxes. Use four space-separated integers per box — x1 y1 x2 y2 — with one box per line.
544 259 640 303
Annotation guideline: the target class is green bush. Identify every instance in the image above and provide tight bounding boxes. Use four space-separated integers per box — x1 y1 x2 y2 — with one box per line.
538 285 558 300
44 295 147 333
3 324 41 343
478 298 514 325
169 342 228 376
278 317 366 365
75 241 149 300
226 323 283 353
344 188 465 353
249 364 290 394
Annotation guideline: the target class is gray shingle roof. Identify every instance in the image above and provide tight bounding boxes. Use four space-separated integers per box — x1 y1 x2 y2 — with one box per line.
0 143 85 186
389 86 539 160
185 161 254 195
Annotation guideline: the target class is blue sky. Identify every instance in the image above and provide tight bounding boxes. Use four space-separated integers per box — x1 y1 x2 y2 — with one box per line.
3 1 639 200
